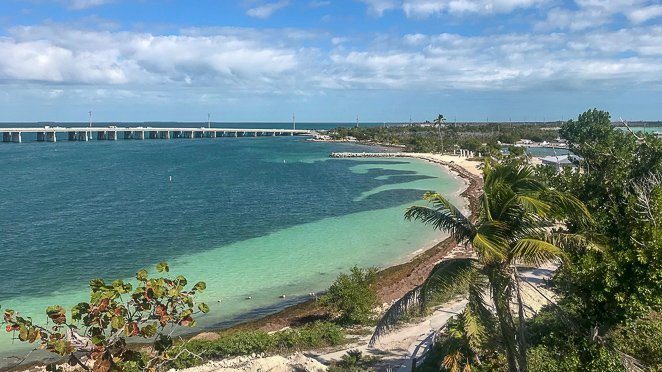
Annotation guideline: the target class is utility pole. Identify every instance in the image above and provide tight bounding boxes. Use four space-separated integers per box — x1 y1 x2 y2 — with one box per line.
293 113 296 130
88 110 92 127
208 113 211 128
356 114 359 128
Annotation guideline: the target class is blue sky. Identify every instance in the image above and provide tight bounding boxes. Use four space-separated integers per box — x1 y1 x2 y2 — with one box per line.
0 0 660 122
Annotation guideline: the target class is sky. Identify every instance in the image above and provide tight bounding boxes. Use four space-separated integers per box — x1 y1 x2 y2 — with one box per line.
0 0 660 122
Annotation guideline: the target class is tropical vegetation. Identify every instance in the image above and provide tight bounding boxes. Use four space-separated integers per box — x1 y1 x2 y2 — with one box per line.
1 262 209 371
370 160 591 371
377 108 661 371
321 266 379 325
168 321 346 369
328 120 560 154
527 109 662 371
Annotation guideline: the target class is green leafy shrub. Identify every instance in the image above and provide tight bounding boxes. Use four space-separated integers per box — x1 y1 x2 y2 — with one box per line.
527 343 623 372
525 306 625 372
275 321 344 349
607 313 662 371
169 321 345 369
328 349 378 372
322 266 379 325
1 262 208 372
208 331 277 357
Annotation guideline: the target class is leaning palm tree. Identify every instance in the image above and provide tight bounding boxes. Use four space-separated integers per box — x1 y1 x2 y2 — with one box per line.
370 162 591 372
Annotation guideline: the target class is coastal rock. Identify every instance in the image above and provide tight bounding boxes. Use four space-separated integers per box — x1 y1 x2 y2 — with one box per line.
190 332 221 341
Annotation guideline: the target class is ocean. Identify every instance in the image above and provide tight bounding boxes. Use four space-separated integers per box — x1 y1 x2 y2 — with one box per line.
0 133 465 362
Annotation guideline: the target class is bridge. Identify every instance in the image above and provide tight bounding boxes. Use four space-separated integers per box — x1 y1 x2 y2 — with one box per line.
1 126 312 143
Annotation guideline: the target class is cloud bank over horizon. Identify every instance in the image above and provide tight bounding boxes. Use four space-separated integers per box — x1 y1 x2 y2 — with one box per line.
0 0 660 121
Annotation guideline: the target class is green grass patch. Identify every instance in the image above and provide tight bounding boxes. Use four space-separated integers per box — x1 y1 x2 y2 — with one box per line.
167 321 345 369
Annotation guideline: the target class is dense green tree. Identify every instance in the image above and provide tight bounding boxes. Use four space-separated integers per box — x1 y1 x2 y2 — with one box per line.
370 162 590 372
322 267 379 325
549 109 662 328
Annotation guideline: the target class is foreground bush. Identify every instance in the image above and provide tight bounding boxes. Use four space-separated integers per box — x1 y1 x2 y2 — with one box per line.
328 349 378 372
169 321 345 369
607 312 662 371
1 262 208 372
322 266 379 325
524 306 662 371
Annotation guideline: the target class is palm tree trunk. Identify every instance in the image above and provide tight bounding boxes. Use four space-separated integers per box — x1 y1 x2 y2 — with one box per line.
491 273 520 372
514 271 529 372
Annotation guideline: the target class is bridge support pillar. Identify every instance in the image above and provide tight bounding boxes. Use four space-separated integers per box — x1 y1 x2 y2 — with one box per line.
107 131 117 140
97 131 106 140
159 131 170 139
149 131 158 139
77 131 89 141
135 131 145 140
12 132 22 143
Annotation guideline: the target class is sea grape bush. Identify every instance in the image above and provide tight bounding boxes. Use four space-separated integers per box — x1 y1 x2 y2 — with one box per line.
322 266 378 325
1 262 209 371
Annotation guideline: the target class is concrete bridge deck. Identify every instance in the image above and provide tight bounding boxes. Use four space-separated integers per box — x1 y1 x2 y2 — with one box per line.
0 127 312 143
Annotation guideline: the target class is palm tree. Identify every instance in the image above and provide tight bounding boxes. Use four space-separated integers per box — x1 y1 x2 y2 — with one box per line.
433 114 446 153
370 162 591 372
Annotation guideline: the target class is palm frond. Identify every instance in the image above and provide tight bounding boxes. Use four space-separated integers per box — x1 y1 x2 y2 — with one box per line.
420 258 481 306
370 258 478 347
405 192 474 242
471 222 508 261
545 231 606 253
511 238 564 266
543 190 592 226
515 195 552 217
369 286 421 347
460 306 486 351
467 281 495 330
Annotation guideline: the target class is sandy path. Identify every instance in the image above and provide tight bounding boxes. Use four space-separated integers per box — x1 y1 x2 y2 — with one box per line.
314 265 556 371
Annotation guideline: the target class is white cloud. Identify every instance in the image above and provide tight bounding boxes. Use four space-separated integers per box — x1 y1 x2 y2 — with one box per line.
627 4 662 24
359 0 399 16
246 0 291 18
0 24 660 94
0 26 301 87
67 0 114 10
538 0 662 31
361 0 546 17
327 29 662 90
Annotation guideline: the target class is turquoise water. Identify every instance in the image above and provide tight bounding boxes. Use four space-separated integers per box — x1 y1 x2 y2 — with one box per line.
616 125 662 134
0 136 464 361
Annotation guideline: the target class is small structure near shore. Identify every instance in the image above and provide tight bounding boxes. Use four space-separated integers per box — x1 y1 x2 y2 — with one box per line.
539 155 579 170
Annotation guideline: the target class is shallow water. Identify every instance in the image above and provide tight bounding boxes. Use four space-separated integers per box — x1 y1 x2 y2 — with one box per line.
0 136 464 360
